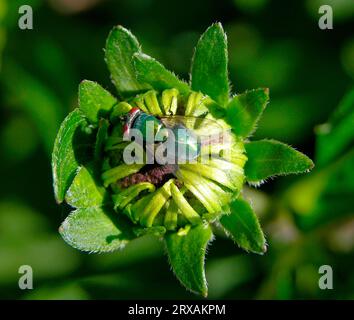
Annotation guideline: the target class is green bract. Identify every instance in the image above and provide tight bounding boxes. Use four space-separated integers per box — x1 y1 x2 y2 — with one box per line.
52 23 314 296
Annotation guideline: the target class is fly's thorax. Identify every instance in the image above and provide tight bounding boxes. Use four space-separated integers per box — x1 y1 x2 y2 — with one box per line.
132 113 163 142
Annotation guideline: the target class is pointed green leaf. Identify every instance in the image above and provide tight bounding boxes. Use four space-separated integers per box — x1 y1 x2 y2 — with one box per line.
59 206 134 253
52 109 94 203
133 53 190 96
65 166 108 208
226 88 269 137
220 198 266 254
316 87 354 167
105 26 151 98
191 23 229 106
79 80 117 124
165 224 213 296
245 140 314 184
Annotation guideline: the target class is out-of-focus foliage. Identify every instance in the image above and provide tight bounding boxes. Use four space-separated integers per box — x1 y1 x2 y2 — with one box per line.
0 0 353 299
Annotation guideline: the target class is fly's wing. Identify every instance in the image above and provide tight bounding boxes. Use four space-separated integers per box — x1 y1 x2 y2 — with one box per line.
160 115 229 146
160 115 221 130
160 116 199 129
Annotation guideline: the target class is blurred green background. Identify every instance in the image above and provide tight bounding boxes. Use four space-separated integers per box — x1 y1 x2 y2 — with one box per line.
0 0 353 299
